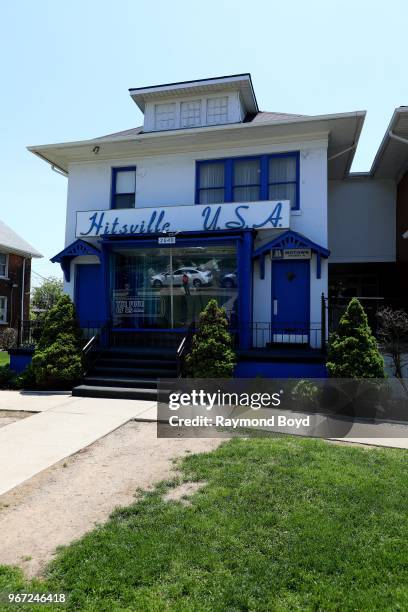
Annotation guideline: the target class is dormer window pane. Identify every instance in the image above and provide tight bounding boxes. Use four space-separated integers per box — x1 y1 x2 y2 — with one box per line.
181 100 201 128
206 97 228 125
155 103 176 130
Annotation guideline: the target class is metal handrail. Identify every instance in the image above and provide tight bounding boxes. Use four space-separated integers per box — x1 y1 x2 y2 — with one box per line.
82 335 98 355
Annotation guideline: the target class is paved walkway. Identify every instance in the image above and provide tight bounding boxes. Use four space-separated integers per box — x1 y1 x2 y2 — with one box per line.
0 391 157 496
0 390 406 498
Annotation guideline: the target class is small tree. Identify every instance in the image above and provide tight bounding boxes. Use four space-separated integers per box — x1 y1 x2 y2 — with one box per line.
185 299 236 378
376 307 408 380
327 297 385 378
0 328 17 350
32 295 83 389
31 277 63 318
37 294 82 350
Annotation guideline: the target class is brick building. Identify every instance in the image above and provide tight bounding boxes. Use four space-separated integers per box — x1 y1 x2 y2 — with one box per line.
0 220 42 329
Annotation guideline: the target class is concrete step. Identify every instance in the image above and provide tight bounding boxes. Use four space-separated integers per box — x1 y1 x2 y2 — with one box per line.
96 358 177 369
84 376 159 389
92 366 177 378
72 385 157 401
97 347 178 359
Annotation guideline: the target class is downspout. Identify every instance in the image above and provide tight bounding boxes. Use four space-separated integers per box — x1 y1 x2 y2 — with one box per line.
21 258 26 324
51 164 68 178
389 131 408 239
327 144 357 162
389 130 408 146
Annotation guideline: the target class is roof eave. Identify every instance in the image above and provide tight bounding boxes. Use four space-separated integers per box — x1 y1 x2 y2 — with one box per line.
28 110 365 176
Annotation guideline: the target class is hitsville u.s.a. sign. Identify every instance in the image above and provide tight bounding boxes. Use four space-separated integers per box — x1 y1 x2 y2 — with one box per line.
75 200 290 238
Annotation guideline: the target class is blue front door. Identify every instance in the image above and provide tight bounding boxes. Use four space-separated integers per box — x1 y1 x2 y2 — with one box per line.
75 264 104 328
271 260 310 341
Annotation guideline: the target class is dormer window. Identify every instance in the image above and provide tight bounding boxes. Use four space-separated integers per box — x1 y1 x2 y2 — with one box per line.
206 96 228 125
129 74 258 132
155 103 176 130
181 100 201 128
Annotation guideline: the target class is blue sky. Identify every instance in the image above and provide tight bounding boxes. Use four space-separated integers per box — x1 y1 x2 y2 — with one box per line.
1 0 407 284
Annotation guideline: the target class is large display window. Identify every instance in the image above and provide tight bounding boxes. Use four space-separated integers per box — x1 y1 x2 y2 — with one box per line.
109 245 238 329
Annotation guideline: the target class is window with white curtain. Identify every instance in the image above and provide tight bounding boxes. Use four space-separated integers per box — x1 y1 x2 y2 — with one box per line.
155 103 176 130
233 159 261 202
197 162 225 204
0 297 7 323
112 168 136 209
206 97 228 125
0 253 7 277
268 156 298 209
181 100 201 128
197 153 299 209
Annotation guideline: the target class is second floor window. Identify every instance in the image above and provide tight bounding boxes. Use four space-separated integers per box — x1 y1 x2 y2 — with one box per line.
196 152 299 209
111 167 136 209
0 253 7 277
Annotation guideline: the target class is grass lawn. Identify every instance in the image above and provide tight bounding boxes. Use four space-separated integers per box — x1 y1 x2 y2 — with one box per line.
0 351 9 367
0 436 407 610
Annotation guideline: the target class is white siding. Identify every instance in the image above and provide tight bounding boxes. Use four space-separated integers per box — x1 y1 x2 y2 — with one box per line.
328 178 396 262
64 136 329 335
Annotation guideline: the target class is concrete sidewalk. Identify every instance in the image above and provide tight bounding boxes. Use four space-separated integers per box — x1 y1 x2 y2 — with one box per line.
0 392 157 496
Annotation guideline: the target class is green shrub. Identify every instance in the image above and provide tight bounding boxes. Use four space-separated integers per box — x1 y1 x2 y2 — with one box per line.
327 298 385 378
185 299 236 378
31 295 84 389
37 294 82 350
0 365 16 389
14 363 37 390
32 336 83 389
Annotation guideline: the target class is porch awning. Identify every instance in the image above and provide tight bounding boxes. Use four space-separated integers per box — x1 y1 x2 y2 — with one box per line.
51 239 101 282
252 230 330 279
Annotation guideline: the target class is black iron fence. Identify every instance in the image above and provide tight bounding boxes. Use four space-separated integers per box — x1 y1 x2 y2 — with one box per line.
17 319 45 347
248 322 324 350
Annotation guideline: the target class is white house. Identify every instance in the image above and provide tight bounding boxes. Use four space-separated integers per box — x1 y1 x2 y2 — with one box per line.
28 74 404 391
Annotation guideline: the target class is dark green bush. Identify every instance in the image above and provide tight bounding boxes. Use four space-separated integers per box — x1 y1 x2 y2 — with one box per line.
37 294 82 350
31 295 84 389
32 336 83 389
14 363 37 390
0 365 16 389
185 299 236 378
327 298 385 378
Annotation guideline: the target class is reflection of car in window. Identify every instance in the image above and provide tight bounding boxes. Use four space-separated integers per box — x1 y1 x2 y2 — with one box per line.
151 267 213 288
220 271 237 288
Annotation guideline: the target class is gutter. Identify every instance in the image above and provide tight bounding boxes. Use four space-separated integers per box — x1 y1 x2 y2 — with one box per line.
28 149 68 176
21 258 26 323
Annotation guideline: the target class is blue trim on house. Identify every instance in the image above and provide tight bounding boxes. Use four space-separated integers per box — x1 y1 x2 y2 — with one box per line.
110 166 136 209
50 239 101 282
252 230 329 280
271 258 310 335
195 151 300 210
234 361 327 378
237 231 253 350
